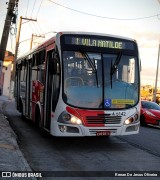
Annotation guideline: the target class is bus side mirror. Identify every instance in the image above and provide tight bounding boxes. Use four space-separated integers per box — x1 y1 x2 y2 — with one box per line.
49 54 59 75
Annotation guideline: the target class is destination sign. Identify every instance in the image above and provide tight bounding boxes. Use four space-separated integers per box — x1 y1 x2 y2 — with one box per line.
64 36 135 50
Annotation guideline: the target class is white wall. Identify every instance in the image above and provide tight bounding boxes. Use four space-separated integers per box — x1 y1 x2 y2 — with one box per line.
2 63 12 96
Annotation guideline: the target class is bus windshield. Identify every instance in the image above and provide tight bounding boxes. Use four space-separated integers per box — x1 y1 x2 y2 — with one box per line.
63 51 139 109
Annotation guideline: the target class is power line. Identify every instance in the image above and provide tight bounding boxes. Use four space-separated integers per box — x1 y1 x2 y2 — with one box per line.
43 31 57 35
31 21 41 35
48 0 160 21
36 0 44 18
31 0 37 17
28 22 37 35
25 0 30 17
36 21 44 35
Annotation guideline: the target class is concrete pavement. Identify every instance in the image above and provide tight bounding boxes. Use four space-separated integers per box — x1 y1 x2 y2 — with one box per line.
0 95 36 179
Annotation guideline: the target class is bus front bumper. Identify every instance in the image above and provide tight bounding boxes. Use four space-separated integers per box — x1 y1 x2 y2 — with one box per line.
51 122 140 137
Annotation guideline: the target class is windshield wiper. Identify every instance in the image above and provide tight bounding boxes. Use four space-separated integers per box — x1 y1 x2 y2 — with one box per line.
111 52 122 75
110 52 122 88
79 50 99 87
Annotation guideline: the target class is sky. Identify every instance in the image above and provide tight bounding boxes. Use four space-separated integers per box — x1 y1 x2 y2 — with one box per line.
0 0 160 86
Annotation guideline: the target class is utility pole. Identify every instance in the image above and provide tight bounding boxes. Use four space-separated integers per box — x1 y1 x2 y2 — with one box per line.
0 0 18 95
30 34 45 50
0 0 18 60
153 41 160 102
14 16 37 61
11 16 37 80
9 16 37 99
14 16 22 61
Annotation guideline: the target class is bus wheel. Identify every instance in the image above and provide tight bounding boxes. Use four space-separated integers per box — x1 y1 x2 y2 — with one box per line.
140 115 147 126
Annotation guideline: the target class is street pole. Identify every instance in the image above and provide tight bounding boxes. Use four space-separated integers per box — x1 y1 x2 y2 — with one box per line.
0 0 17 60
9 16 37 99
30 34 34 50
30 34 45 50
14 17 37 61
153 41 160 102
14 16 22 61
11 16 37 81
0 0 18 95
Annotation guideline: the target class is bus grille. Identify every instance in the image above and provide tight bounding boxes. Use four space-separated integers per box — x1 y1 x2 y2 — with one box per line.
86 114 122 125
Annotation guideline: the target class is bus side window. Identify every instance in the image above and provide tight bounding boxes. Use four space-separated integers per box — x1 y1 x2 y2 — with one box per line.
32 67 38 81
38 65 45 85
20 60 27 99
20 60 27 82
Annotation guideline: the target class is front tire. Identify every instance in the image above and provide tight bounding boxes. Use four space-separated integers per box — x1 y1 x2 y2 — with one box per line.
140 115 147 126
36 109 48 137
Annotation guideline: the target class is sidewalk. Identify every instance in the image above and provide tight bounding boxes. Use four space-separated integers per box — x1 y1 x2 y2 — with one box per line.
0 95 35 177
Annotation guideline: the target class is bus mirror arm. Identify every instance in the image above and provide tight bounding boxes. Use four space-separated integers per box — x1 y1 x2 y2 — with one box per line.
49 54 59 75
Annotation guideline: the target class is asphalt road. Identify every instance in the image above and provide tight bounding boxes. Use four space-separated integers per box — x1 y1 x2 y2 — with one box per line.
118 125 160 158
3 101 160 179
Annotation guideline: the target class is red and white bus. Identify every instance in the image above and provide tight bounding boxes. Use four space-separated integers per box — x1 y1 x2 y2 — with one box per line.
15 32 141 137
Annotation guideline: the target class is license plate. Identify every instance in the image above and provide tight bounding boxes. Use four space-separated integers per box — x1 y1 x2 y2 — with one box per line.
96 131 111 136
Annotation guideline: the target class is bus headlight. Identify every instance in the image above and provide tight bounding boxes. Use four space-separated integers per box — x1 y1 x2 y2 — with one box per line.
124 117 134 125
58 111 82 125
71 116 82 125
124 113 139 125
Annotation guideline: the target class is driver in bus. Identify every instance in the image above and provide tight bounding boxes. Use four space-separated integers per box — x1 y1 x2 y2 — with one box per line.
87 78 94 87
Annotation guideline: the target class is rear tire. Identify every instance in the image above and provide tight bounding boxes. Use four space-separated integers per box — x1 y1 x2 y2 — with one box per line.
19 100 26 120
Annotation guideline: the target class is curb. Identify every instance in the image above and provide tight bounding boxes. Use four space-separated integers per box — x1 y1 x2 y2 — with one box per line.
0 97 37 179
